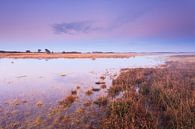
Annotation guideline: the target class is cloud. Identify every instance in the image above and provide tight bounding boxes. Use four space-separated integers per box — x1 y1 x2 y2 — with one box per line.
53 21 100 35
110 10 147 30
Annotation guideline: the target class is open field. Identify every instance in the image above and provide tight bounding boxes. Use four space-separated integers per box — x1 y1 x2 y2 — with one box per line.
0 52 138 59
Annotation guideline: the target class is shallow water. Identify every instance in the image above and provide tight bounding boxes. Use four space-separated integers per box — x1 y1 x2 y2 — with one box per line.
0 55 164 127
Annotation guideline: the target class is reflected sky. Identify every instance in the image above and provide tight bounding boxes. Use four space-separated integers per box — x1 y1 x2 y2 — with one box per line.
0 55 165 127
0 56 164 101
0 55 164 124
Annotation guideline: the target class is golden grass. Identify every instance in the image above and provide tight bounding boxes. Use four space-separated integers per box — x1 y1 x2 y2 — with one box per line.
58 95 77 108
0 52 139 59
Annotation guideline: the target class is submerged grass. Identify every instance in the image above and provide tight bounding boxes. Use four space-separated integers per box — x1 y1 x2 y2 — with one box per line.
58 95 77 108
85 90 93 96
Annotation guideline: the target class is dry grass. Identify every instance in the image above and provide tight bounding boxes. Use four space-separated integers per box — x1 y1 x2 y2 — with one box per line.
94 96 108 107
71 90 77 95
167 55 195 62
0 52 138 59
85 90 93 96
100 62 195 129
101 84 107 89
58 95 77 108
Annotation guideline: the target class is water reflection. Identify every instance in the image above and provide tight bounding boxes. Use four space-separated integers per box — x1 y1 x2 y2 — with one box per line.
0 56 164 127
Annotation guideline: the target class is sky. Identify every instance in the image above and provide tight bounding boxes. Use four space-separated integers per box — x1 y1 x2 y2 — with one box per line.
0 0 195 52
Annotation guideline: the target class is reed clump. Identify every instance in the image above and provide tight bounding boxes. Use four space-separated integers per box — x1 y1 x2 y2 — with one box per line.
94 96 108 107
59 95 77 108
85 90 93 96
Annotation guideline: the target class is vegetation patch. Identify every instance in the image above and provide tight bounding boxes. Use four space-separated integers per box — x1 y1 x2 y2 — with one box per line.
100 62 195 129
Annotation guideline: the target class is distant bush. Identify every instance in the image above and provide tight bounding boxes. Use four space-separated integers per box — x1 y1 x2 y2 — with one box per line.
45 49 51 54
62 51 82 54
38 49 41 53
26 50 31 53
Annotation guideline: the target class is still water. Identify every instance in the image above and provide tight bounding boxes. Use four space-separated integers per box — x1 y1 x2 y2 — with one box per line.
0 55 164 127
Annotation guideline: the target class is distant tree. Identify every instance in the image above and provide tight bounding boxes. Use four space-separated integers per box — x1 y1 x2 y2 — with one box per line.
45 49 51 54
26 50 31 53
92 51 103 54
38 49 41 53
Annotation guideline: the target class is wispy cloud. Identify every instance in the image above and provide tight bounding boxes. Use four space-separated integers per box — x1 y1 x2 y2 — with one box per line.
53 21 100 35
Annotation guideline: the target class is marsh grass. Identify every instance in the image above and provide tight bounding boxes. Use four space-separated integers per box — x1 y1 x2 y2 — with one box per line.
100 62 195 129
84 100 92 107
59 95 77 108
71 90 77 95
94 96 108 107
101 84 107 89
1 61 194 129
85 90 93 96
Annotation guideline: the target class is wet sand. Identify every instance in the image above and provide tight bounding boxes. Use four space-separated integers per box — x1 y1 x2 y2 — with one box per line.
0 52 139 59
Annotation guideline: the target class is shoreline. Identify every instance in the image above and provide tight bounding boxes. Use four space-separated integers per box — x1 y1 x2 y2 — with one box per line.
0 52 139 59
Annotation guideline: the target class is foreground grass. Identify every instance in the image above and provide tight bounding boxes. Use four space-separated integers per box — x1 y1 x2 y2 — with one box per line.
1 61 194 129
100 62 195 129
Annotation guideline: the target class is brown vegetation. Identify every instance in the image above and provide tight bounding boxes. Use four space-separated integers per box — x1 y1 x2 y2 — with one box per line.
92 87 101 92
85 90 93 96
168 55 195 62
94 96 108 107
1 56 194 129
100 62 195 129
58 95 77 108
0 52 139 59
101 84 107 89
